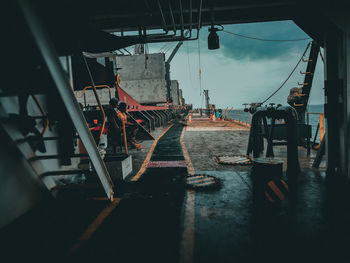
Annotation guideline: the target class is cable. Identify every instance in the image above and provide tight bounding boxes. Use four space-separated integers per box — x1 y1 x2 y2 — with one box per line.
198 38 202 95
186 42 194 90
223 30 310 42
158 42 170 53
260 42 312 104
164 42 177 54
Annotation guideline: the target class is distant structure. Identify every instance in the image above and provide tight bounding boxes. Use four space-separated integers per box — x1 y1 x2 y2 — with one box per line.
116 53 168 105
170 80 180 105
204 90 210 109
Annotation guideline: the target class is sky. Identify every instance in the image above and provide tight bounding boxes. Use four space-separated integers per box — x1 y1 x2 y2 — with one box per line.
147 20 325 109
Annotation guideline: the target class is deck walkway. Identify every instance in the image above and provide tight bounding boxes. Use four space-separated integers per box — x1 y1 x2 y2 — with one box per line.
2 118 349 263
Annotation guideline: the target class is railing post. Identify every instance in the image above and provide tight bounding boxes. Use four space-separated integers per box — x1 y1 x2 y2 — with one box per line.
122 119 129 155
319 113 324 142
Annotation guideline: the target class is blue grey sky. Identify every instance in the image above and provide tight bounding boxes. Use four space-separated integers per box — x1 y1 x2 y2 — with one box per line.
148 20 324 109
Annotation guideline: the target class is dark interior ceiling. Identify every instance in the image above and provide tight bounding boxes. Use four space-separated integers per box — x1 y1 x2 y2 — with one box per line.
20 0 344 54
87 0 296 31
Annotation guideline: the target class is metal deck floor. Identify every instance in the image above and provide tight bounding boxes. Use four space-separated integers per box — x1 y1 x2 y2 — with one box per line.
2 121 350 263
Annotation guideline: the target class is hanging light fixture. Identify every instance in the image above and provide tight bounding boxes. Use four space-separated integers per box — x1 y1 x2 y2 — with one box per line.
208 7 221 50
208 26 220 49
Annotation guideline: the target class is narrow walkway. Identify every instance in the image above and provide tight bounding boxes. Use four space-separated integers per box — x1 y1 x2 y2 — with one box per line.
70 121 187 263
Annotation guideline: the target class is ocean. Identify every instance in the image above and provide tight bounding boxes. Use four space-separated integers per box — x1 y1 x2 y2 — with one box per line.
226 104 324 142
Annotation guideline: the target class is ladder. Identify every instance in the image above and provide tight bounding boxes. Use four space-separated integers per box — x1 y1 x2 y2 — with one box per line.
294 41 320 114
2 1 115 202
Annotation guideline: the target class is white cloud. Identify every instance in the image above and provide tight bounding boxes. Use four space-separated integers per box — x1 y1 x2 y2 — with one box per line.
169 49 324 108
147 21 325 109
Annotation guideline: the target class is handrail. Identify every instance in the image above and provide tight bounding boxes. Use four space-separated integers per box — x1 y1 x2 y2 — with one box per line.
122 119 128 155
31 95 49 136
75 85 111 98
81 85 108 140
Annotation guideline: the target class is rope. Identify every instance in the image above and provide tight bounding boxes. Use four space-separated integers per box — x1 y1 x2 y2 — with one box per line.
223 30 310 42
260 41 312 104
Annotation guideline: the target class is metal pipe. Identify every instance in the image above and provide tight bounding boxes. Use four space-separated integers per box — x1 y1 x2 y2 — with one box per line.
17 0 114 200
157 0 168 33
122 119 128 155
31 95 49 136
82 55 107 140
179 0 184 37
189 0 193 34
197 0 203 32
168 0 177 35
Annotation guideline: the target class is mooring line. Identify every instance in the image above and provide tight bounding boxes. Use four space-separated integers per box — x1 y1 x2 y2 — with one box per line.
69 123 174 255
179 126 196 263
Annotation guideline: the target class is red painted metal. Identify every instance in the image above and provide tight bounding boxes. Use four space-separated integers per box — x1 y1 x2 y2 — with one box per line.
117 86 169 112
147 160 187 168
116 85 186 111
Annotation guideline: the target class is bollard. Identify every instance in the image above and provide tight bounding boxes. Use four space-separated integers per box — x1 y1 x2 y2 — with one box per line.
251 158 286 204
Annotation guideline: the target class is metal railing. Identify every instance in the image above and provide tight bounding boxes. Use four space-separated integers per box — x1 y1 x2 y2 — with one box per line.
223 109 251 127
79 85 112 140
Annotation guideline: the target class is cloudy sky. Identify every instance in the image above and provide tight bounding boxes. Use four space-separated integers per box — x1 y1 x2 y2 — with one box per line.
148 20 325 109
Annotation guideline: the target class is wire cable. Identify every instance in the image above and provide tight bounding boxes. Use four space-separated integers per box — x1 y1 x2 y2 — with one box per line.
158 42 170 53
198 38 202 95
164 42 177 54
186 42 194 90
223 30 310 42
260 42 312 104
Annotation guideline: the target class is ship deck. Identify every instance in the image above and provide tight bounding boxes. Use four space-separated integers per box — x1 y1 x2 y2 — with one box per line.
2 116 350 263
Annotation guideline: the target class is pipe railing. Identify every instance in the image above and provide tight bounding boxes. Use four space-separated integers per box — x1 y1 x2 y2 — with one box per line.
79 85 110 140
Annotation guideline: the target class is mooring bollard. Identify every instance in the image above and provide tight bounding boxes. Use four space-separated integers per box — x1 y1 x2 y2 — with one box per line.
251 158 288 204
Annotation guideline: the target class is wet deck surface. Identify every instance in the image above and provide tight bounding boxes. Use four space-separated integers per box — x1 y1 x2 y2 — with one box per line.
2 117 350 263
